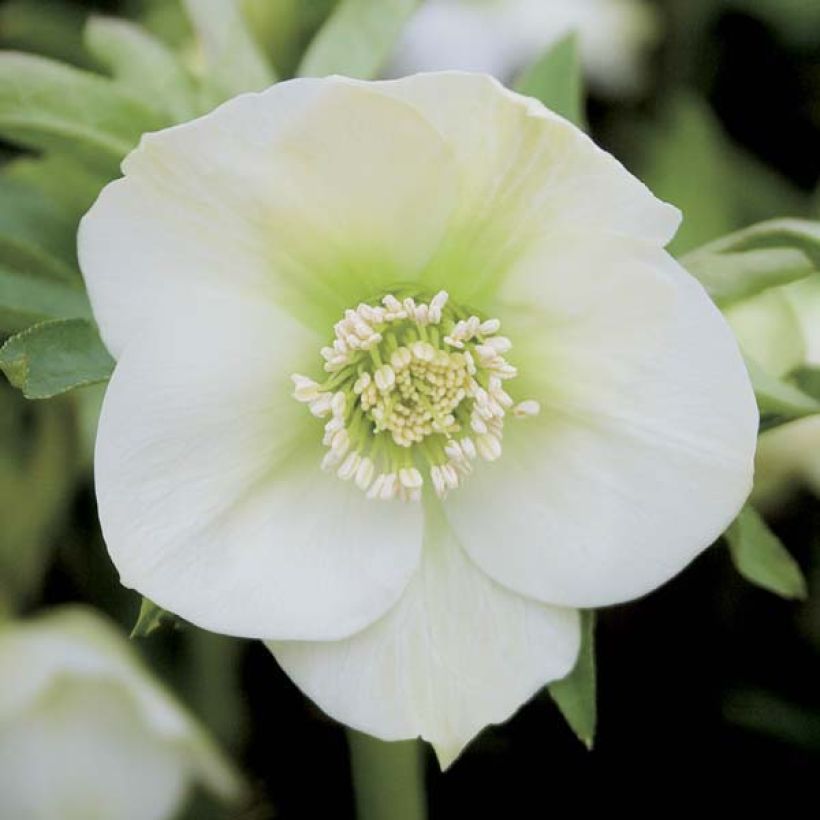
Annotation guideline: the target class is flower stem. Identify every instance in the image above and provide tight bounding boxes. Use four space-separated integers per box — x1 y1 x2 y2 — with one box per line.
347 731 427 820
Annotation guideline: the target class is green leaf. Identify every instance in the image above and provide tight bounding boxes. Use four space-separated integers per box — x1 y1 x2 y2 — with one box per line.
0 0 90 69
0 318 113 399
4 154 107 223
0 175 79 281
683 247 814 308
0 265 91 333
514 33 586 130
0 52 167 173
745 356 820 423
725 506 807 600
131 597 178 638
182 0 276 106
84 16 199 122
548 610 596 749
299 0 420 79
688 218 820 267
640 96 738 256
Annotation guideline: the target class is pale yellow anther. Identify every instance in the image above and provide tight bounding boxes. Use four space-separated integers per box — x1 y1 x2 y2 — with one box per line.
295 290 538 501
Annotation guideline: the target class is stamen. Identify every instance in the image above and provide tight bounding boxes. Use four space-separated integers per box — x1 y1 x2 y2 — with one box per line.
291 290 539 501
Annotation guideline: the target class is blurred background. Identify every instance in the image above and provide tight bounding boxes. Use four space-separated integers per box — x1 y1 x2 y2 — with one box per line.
0 0 819 816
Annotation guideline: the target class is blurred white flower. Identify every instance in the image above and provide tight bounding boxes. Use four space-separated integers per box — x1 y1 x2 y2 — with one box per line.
728 275 820 510
388 0 660 95
79 73 756 764
0 607 241 820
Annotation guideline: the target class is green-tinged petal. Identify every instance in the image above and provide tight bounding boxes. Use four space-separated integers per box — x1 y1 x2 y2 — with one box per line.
0 606 242 817
446 235 757 608
79 77 458 357
0 52 167 173
782 274 820 367
371 72 679 304
753 416 820 511
725 289 806 377
94 296 423 641
84 16 199 122
269 497 579 769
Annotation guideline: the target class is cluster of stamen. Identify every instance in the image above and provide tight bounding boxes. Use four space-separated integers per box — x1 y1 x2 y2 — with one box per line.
291 291 539 502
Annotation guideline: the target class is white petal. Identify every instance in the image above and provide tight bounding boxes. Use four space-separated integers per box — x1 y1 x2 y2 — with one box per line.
370 72 679 303
79 76 458 357
446 235 758 608
95 299 423 640
0 679 189 820
0 607 240 815
269 500 579 768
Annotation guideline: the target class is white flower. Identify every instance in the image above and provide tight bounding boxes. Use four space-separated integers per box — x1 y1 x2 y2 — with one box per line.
388 0 660 95
727 275 820 510
0 607 241 820
79 73 757 765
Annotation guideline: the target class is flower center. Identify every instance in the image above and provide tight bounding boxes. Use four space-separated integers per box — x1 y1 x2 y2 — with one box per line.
292 291 539 501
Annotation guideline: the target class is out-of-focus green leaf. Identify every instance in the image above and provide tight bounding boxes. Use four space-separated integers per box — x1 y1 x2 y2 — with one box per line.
0 176 78 280
0 52 166 172
683 247 814 308
692 219 820 269
0 0 90 68
548 610 596 749
4 155 106 223
131 597 178 638
0 265 90 333
725 506 807 600
640 95 737 256
746 356 820 423
0 318 113 399
84 16 199 122
299 0 420 79
514 33 586 130
0 382 76 606
182 0 276 106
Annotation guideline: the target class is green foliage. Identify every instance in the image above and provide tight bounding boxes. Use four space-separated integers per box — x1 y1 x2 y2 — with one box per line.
725 506 807 600
131 597 178 638
0 175 79 281
0 51 166 173
0 318 113 399
299 0 420 79
640 96 738 256
5 155 107 223
548 610 596 749
0 0 90 68
84 16 199 122
0 265 90 333
682 219 820 307
181 0 276 106
745 357 820 427
514 33 586 130
0 383 76 606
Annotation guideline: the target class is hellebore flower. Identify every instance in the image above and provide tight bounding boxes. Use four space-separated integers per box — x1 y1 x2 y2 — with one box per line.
388 0 659 96
0 607 241 820
79 73 757 764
